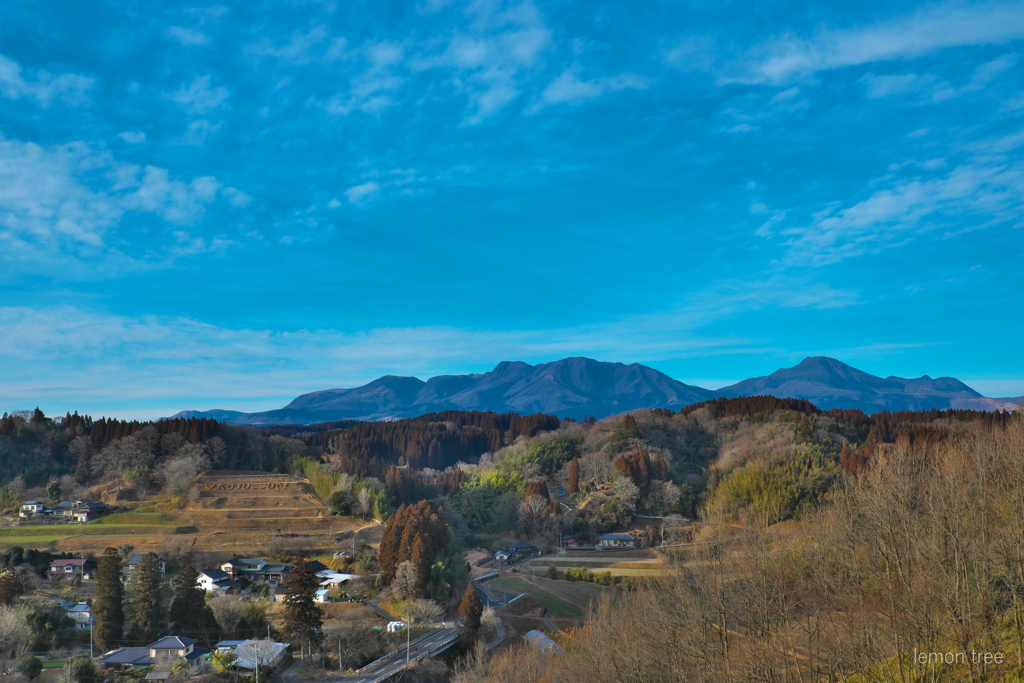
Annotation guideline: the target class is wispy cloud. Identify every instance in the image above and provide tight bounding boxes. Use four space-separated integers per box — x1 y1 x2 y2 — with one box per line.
167 26 210 46
323 40 404 115
0 132 247 270
344 181 381 203
168 75 228 114
0 54 93 106
729 1 1024 84
535 65 647 108
777 159 1024 264
421 0 553 123
250 24 347 64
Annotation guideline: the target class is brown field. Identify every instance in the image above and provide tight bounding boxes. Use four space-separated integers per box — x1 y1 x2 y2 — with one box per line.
29 470 375 557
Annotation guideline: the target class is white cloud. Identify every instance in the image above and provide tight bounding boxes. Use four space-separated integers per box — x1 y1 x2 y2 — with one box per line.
118 131 146 144
168 75 228 114
344 181 381 203
0 132 245 267
250 24 345 64
328 198 342 208
731 1 1024 84
167 26 210 46
420 0 553 123
537 65 647 107
0 54 93 107
777 160 1024 264
323 40 405 116
178 119 222 145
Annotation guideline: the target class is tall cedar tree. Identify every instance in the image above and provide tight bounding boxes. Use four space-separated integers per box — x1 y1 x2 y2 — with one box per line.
282 557 324 659
378 500 449 586
567 457 579 494
94 548 124 651
458 581 483 647
129 552 163 645
169 566 221 648
0 569 21 605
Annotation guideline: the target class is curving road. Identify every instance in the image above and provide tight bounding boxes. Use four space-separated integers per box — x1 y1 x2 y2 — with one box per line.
340 627 459 683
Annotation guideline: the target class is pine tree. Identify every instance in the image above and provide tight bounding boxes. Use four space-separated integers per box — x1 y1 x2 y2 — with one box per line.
94 548 124 651
169 566 220 648
567 457 580 494
0 569 22 605
282 558 324 659
458 581 483 647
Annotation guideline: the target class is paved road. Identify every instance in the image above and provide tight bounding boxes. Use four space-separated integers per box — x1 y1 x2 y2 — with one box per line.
475 582 520 608
341 627 459 683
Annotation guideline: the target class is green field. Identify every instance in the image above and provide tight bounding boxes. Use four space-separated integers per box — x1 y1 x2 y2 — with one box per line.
490 575 614 618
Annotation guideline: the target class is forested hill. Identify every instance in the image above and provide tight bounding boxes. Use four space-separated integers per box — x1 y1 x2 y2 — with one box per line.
0 407 560 493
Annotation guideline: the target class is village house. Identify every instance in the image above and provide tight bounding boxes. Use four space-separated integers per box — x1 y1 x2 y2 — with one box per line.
198 568 233 593
47 558 96 581
67 603 93 630
51 499 109 522
96 636 207 681
597 532 637 549
495 541 542 563
221 558 292 584
19 501 48 517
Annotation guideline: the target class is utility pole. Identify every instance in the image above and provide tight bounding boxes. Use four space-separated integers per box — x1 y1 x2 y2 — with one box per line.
405 615 413 669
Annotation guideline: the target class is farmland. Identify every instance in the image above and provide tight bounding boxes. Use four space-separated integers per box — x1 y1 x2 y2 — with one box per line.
489 574 615 619
520 548 671 578
3 471 375 556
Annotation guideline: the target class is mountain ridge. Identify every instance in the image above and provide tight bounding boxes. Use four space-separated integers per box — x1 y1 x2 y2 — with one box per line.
171 356 1020 425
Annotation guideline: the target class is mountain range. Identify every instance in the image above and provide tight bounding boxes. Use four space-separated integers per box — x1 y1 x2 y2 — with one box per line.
171 356 1022 425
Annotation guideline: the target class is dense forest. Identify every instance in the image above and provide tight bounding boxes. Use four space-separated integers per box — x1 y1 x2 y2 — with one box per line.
464 411 1024 683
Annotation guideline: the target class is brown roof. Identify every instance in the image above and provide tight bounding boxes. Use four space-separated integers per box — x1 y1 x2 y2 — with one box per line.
50 558 88 568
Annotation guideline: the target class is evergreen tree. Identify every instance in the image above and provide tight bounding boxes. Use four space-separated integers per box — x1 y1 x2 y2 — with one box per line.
458 581 483 647
94 548 124 651
129 552 163 645
410 535 428 597
45 480 61 503
0 569 22 605
567 457 580 494
282 558 324 659
169 566 220 648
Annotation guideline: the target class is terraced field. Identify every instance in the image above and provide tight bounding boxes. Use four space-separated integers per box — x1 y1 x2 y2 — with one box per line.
8 471 374 556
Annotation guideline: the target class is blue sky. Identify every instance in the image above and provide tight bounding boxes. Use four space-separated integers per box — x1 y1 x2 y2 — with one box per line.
2 0 1023 419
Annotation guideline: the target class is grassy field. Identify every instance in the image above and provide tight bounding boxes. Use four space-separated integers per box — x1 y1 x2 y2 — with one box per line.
491 576 584 618
490 575 615 618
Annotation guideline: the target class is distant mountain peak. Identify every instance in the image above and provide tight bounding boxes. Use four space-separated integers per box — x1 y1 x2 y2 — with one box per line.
170 355 1012 425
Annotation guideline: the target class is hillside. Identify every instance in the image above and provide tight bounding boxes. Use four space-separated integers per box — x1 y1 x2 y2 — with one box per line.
171 355 1018 425
1 470 376 557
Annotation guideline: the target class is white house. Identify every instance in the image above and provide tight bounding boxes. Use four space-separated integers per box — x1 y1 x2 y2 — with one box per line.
314 589 329 603
199 569 233 593
19 501 47 517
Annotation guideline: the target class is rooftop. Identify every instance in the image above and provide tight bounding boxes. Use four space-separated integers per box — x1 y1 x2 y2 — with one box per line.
149 636 196 650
